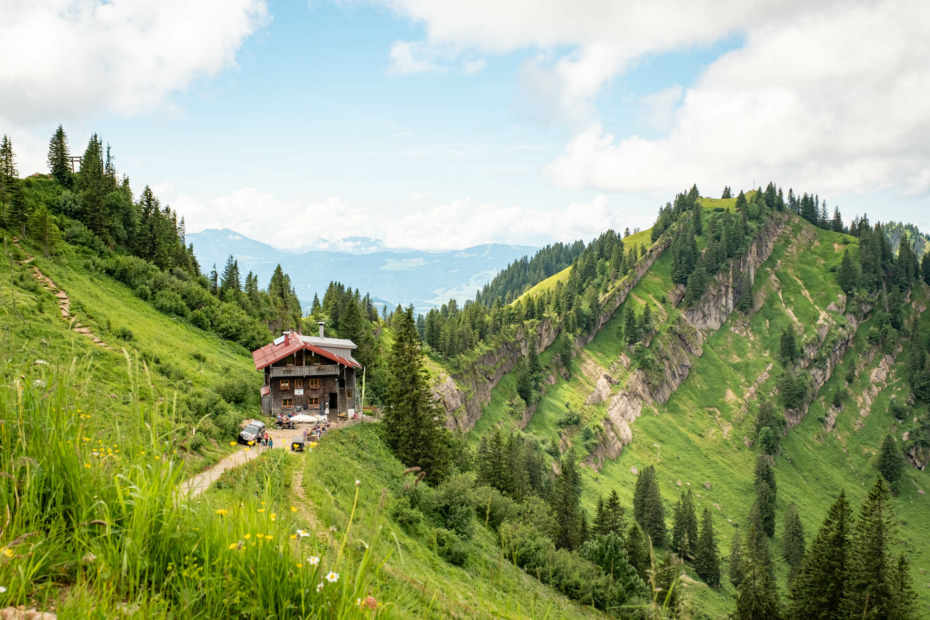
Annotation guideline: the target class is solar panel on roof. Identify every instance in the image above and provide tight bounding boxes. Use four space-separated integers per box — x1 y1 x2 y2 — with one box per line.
273 335 285 346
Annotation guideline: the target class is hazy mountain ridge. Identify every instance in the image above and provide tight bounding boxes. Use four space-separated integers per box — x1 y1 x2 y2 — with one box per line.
188 228 537 312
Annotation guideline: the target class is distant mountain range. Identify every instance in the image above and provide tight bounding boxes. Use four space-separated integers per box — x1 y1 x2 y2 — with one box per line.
188 229 537 312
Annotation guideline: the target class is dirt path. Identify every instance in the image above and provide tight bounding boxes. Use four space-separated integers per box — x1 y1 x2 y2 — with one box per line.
179 445 265 498
12 238 107 348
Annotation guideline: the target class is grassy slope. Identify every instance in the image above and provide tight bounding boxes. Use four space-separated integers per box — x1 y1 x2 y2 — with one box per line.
1 236 258 471
283 423 604 619
467 212 930 616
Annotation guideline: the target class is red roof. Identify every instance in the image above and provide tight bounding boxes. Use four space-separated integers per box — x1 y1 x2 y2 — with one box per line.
260 385 270 397
252 332 361 370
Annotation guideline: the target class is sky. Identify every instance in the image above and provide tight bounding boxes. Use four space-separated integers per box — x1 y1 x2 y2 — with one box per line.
1 0 929 251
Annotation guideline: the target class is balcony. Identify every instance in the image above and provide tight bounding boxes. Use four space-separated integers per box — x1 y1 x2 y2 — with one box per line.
269 364 340 378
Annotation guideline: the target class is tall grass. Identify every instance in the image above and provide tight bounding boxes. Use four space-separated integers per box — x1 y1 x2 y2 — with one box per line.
0 355 385 618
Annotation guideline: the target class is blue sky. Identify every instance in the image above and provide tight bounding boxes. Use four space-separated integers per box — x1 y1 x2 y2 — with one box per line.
2 0 929 250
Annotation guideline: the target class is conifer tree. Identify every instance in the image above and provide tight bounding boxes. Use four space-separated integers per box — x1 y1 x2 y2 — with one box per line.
624 304 639 345
47 124 72 187
76 134 108 241
0 135 18 227
633 465 666 546
779 328 798 364
624 521 650 581
594 489 625 536
838 249 858 294
878 434 904 492
672 489 698 559
735 190 748 213
383 307 451 482
735 518 780 620
722 186 732 199
729 528 745 588
694 507 721 587
736 270 753 313
922 253 930 286
8 179 28 237
754 457 777 537
552 451 583 550
840 478 915 619
788 491 851 620
780 502 805 583
640 303 653 336
29 204 59 258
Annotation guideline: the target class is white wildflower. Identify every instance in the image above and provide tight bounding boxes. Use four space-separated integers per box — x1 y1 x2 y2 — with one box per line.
326 571 339 583
307 556 320 566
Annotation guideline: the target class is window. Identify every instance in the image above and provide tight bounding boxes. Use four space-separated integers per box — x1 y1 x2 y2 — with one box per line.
294 379 304 389
309 378 320 388
282 398 293 408
346 389 354 399
309 397 320 407
279 380 290 390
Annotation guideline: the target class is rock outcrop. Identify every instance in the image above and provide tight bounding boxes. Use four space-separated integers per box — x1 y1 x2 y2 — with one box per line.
587 213 789 469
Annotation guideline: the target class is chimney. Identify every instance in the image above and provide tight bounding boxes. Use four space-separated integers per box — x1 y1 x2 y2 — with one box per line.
318 321 326 338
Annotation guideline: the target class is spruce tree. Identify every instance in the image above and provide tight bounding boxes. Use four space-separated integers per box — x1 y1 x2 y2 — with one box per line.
729 528 745 588
735 518 780 620
47 124 72 187
736 270 753 313
840 478 914 619
922 253 930 286
754 457 777 538
8 179 28 237
76 133 108 241
624 304 639 345
694 507 721 587
0 135 17 227
625 521 650 581
722 186 732 199
383 306 451 482
672 489 698 559
838 249 858 294
594 489 625 536
780 502 805 583
552 451 583 550
789 491 851 620
878 434 905 492
735 190 748 213
779 328 798 364
633 465 666 547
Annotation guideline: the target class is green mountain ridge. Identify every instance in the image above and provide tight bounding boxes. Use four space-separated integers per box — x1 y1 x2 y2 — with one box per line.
4 161 930 617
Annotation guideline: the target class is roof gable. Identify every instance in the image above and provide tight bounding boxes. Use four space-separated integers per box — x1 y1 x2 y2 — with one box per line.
252 332 361 370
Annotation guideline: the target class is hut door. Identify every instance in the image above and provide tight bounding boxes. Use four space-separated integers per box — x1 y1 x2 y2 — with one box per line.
329 393 337 409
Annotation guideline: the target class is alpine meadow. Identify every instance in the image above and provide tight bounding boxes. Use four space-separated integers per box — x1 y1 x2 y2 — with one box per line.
3 1 930 619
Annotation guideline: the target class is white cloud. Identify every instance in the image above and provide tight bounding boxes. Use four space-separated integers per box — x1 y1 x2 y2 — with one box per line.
544 0 930 195
462 58 486 75
172 187 640 251
0 0 269 123
0 0 268 172
638 85 683 132
388 40 441 74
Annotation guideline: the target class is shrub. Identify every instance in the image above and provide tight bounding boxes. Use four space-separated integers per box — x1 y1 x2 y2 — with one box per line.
114 326 134 341
434 528 468 566
556 410 582 427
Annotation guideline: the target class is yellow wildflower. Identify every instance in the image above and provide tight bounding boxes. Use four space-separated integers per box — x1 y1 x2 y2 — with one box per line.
243 534 251 540
258 508 265 513
290 506 297 512
215 509 229 516
228 543 237 550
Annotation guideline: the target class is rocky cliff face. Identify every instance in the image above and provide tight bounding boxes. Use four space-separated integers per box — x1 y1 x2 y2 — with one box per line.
432 226 678 432
587 213 789 469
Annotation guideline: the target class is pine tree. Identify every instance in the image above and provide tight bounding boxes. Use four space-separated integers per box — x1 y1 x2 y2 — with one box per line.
8 179 28 237
672 489 698 559
735 518 780 619
729 528 745 588
840 478 914 619
0 135 18 227
722 186 732 199
779 328 798 364
735 190 748 213
922 253 930 286
383 307 451 482
694 507 721 587
77 134 108 240
789 491 851 620
29 204 60 258
624 304 639 345
552 451 583 550
641 303 653 336
593 489 625 536
47 124 72 187
781 502 805 583
878 435 905 492
838 249 858 294
633 465 666 547
624 521 650 581
754 457 777 538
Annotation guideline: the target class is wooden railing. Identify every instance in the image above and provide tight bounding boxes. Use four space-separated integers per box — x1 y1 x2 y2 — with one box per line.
269 364 340 378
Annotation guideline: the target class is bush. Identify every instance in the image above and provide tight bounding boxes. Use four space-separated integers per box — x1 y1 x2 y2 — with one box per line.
434 528 468 566
215 378 256 407
153 289 188 318
556 410 582 427
889 398 908 421
114 326 134 341
390 496 425 534
429 473 477 539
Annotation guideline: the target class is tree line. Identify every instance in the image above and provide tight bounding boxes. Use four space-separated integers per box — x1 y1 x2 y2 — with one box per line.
0 127 303 350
